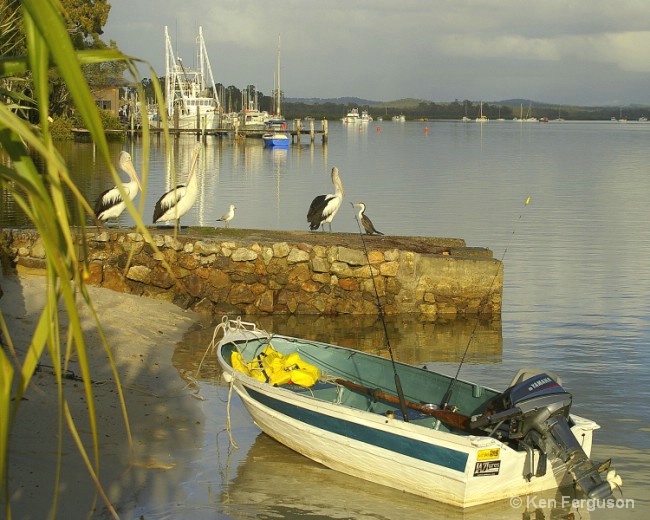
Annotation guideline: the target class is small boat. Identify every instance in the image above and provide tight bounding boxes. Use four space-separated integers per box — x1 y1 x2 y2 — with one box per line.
214 319 621 508
475 102 488 123
392 113 406 122
262 132 290 148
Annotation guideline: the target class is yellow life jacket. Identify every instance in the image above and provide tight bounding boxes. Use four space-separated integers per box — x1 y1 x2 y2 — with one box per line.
231 344 321 387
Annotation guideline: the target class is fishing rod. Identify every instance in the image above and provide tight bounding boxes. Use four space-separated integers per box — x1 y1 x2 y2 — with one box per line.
441 196 531 410
352 205 410 422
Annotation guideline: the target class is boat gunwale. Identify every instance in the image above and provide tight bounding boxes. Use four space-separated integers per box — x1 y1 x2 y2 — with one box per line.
216 326 600 435
216 328 509 449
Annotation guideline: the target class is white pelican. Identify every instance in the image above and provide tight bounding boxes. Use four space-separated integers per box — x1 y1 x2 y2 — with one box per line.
94 151 142 224
216 204 236 228
153 145 201 229
352 202 384 235
307 166 344 231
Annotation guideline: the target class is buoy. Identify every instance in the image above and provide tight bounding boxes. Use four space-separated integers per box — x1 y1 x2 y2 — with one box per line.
425 127 429 135
377 126 381 134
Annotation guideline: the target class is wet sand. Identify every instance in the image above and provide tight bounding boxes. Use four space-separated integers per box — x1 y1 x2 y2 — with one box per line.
1 269 206 518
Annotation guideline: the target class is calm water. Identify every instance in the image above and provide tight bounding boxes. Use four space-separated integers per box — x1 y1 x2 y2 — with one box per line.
3 121 649 518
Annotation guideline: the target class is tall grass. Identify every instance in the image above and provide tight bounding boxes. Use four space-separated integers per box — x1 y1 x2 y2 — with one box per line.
0 1 173 517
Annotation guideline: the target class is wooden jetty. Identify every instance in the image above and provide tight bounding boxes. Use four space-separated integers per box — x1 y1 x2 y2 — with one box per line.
117 117 328 144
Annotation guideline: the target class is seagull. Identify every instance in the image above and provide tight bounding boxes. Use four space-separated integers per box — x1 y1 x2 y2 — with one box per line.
352 202 384 235
216 204 236 228
93 151 142 225
153 144 201 230
307 166 344 231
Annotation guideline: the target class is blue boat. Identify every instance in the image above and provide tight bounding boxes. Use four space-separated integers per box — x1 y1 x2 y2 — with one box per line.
262 132 290 148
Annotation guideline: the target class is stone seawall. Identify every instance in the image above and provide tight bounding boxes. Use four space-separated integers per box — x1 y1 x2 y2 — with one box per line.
1 228 503 317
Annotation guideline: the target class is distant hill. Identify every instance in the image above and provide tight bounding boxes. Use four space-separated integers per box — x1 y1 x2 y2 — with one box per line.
286 97 434 108
287 97 382 106
497 99 550 107
287 96 650 110
378 98 429 109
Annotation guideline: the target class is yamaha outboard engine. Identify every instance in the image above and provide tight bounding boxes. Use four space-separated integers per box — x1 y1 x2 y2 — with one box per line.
471 373 615 499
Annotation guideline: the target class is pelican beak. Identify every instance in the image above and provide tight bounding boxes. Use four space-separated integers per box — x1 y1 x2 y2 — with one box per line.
189 144 202 176
124 159 143 191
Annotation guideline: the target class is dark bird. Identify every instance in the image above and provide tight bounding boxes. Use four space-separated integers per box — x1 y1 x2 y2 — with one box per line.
307 166 344 231
153 144 201 229
353 202 384 235
216 204 236 228
94 151 142 224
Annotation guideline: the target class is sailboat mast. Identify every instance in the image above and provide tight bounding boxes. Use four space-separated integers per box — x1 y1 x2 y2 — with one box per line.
277 34 281 117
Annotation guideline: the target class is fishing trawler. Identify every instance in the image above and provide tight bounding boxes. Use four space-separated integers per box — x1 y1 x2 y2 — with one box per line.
160 26 221 130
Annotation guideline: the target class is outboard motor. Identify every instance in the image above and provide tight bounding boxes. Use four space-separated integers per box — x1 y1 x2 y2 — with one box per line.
471 373 616 499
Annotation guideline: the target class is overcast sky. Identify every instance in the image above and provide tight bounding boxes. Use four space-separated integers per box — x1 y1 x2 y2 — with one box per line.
102 0 650 106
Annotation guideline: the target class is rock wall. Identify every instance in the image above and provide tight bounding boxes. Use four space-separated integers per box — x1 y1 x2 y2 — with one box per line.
1 228 502 317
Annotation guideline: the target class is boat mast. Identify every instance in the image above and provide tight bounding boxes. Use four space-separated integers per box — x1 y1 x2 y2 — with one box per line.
197 26 221 109
277 34 281 117
164 26 174 117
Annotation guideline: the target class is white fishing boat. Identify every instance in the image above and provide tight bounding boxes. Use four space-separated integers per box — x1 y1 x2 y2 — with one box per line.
360 110 373 123
242 105 270 131
214 318 621 508
342 108 361 124
162 26 221 130
392 114 406 122
239 87 269 131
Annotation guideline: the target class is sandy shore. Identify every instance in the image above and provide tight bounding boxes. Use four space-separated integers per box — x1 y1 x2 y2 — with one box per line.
1 269 208 518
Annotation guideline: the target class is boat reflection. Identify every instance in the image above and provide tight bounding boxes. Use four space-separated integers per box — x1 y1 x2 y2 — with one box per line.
220 431 593 520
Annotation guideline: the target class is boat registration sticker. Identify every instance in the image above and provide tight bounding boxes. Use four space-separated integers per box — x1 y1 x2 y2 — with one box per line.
473 460 501 477
477 448 500 461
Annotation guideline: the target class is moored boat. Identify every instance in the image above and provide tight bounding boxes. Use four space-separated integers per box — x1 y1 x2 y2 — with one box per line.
360 109 373 123
342 108 361 124
161 26 221 130
214 319 621 508
262 132 290 148
242 105 270 131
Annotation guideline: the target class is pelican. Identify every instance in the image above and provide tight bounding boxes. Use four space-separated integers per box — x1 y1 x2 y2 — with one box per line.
307 166 344 231
352 202 384 235
216 204 236 228
153 144 201 229
94 151 142 225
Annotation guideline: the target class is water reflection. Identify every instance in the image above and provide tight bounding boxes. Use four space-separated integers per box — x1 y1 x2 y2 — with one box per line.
220 433 596 520
171 314 503 384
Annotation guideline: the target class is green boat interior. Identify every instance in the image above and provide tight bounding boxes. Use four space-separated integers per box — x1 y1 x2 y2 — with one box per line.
221 335 500 435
